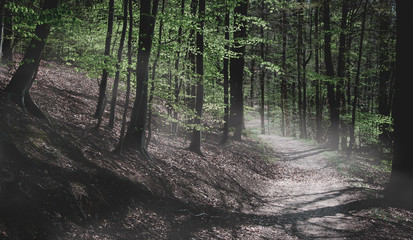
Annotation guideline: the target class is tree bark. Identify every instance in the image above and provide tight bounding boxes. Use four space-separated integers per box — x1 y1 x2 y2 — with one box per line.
123 0 159 155
147 0 166 147
349 0 367 155
281 3 288 137
385 0 413 209
1 6 12 64
323 0 339 149
337 0 349 150
94 0 114 119
230 0 248 140
114 0 133 153
5 0 58 122
188 0 205 154
221 9 230 144
378 0 392 144
297 0 304 138
108 0 128 129
260 26 265 135
171 0 185 136
314 2 322 143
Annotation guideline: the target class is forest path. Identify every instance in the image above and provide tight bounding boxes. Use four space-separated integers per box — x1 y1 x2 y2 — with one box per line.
244 112 361 239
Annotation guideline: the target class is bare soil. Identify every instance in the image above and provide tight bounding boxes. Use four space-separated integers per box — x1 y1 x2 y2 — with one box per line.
1 58 412 239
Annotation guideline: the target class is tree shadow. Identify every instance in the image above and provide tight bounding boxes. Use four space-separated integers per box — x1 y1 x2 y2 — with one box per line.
279 146 331 161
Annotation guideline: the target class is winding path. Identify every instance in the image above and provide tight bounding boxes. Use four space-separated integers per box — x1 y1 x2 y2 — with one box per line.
244 115 361 239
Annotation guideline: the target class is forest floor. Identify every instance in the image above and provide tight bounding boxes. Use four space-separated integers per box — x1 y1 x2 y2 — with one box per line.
1 58 413 239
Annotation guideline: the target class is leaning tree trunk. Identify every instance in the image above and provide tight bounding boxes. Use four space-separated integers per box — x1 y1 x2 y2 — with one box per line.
107 0 128 129
123 0 159 156
5 0 58 121
114 0 133 153
94 0 114 119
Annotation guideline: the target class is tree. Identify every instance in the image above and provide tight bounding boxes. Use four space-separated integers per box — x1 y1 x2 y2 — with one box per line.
349 0 367 155
1 1 12 64
323 0 339 149
230 0 248 140
115 0 133 153
188 0 205 154
108 0 128 129
94 0 114 121
5 0 58 121
385 0 413 210
221 6 230 144
123 0 160 155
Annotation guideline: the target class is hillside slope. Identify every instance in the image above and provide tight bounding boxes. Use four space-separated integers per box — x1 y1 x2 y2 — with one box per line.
0 59 286 239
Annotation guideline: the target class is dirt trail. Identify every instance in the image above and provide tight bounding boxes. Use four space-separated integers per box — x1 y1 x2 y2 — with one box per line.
245 115 361 239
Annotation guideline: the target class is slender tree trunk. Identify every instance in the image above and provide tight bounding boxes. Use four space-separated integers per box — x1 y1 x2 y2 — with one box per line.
260 27 265 134
5 0 57 122
323 0 339 149
250 57 255 108
378 0 392 144
115 0 133 153
1 6 12 64
229 0 248 140
221 9 230 144
186 0 198 139
314 2 322 143
188 0 205 154
297 0 304 138
107 0 128 129
0 1 5 60
281 3 288 137
95 0 114 119
349 0 367 155
337 0 349 150
172 0 185 136
123 0 159 156
147 0 165 147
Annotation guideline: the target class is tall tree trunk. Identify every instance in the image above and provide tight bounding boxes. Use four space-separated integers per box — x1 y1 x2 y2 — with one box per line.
260 26 265 135
107 0 128 129
188 0 205 154
115 0 133 153
5 0 58 122
385 0 413 209
0 0 5 60
281 3 288 137
147 0 166 147
297 0 304 138
221 9 230 144
349 0 367 155
172 0 185 136
94 0 114 119
186 0 198 138
323 0 339 149
250 56 255 108
378 0 392 144
230 0 248 140
337 0 349 150
123 0 159 156
314 2 322 143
